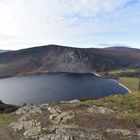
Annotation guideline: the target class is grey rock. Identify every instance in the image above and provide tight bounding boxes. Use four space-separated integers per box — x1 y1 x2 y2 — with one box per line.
23 126 41 139
55 128 103 140
10 122 23 131
106 128 132 136
47 106 62 114
60 99 79 104
16 106 42 115
50 135 73 140
87 105 115 114
50 111 75 125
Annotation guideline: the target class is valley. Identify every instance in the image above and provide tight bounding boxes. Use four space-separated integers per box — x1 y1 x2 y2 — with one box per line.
0 45 140 140
0 0 140 139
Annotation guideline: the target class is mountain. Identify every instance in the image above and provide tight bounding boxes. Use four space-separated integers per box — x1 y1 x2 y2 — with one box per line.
0 44 140 78
104 46 140 53
0 49 10 53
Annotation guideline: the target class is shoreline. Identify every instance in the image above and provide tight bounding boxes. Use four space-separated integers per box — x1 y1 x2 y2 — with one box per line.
111 79 131 93
119 83 132 93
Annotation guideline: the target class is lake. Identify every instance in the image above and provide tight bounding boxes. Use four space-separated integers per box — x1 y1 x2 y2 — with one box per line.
0 73 128 105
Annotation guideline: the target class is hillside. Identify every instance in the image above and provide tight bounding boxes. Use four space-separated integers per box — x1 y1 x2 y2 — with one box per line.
0 100 18 113
0 45 140 78
0 93 140 140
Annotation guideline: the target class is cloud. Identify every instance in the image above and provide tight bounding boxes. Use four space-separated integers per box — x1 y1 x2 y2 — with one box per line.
0 0 139 49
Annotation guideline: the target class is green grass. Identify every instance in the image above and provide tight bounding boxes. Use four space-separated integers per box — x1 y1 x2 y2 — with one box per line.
120 112 140 123
81 92 140 123
109 68 137 74
81 93 140 111
0 113 16 128
119 77 140 92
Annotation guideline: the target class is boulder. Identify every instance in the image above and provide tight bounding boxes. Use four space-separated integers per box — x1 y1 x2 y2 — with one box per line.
50 111 75 125
47 106 62 114
15 106 42 115
106 128 132 136
24 126 42 139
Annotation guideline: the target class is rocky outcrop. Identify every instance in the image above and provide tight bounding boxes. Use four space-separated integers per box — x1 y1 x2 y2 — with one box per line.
87 105 115 114
15 105 42 115
8 100 140 140
64 51 88 64
50 111 75 125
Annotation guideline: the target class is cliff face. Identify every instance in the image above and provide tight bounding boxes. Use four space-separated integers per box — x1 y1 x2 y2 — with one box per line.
0 45 140 77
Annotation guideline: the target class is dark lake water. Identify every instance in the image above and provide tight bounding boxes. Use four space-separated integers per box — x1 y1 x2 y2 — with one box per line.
0 73 128 105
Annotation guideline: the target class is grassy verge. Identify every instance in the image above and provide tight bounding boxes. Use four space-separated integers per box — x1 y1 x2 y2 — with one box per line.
109 68 138 74
81 93 140 110
0 113 16 128
119 77 140 92
81 92 140 123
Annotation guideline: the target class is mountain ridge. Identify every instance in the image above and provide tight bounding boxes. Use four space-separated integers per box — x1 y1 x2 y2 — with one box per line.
0 49 10 53
0 44 140 78
104 46 140 52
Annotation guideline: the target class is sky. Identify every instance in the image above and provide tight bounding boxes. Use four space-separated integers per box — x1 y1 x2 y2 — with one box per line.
0 0 140 50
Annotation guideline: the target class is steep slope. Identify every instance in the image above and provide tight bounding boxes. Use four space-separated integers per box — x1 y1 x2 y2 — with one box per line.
0 45 140 77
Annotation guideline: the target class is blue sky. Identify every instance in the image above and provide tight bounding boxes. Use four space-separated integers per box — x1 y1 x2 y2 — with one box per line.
0 0 140 50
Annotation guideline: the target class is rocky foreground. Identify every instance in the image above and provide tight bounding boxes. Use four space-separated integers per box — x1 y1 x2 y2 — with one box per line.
0 93 140 140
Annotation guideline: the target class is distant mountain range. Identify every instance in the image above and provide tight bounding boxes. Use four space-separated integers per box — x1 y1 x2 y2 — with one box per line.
104 46 140 52
0 45 140 78
0 49 10 53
